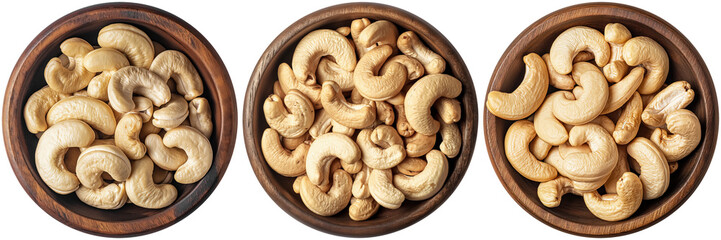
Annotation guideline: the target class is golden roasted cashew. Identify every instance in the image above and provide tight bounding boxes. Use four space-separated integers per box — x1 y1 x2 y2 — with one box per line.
277 63 322 108
504 120 557 182
603 23 632 83
115 113 146 160
149 50 204 100
396 157 427 176
381 55 425 80
434 98 461 124
397 31 446 74
375 101 395 125
126 157 177 209
24 86 70 133
36 120 95 194
145 133 188 171
486 53 548 120
152 94 189 129
530 137 552 160
353 45 407 101
534 91 573 145
405 132 436 158
549 26 610 75
406 74 462 135
349 197 380 221
320 81 376 129
188 97 213 138
306 133 361 186
394 104 415 137
369 168 405 209
163 126 213 184
46 96 116 135
357 126 406 169
393 150 448 201
352 164 372 199
642 81 694 127
292 29 356 82
650 109 701 162
358 20 398 53
613 92 643 144
553 124 618 185
261 128 308 177
109 66 171 113
44 38 95 93
542 53 575 90
439 122 461 158
264 90 315 138
76 145 131 189
76 182 128 210
537 175 583 208
553 71 609 125
604 145 630 194
98 23 154 68
584 172 643 221
316 58 354 91
623 36 669 94
299 169 353 216
627 137 670 200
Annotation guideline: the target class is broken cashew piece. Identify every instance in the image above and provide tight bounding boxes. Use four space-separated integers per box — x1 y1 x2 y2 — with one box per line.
398 31 446 74
352 164 372 199
550 26 610 75
603 23 632 83
393 149 449 201
396 157 427 176
36 120 95 194
486 53 548 121
530 137 552 160
651 109 701 162
395 104 415 137
584 172 643 221
504 120 557 182
126 157 177 209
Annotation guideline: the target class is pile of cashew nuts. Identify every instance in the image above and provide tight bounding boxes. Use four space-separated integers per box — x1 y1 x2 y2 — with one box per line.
487 23 700 221
261 18 462 221
24 23 214 210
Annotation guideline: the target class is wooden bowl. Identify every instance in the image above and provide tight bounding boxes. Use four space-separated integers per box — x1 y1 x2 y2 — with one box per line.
486 2 717 237
244 3 477 237
3 3 237 237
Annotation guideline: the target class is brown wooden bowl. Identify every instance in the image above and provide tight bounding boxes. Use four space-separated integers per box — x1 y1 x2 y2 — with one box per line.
3 3 237 237
486 2 717 237
244 2 477 237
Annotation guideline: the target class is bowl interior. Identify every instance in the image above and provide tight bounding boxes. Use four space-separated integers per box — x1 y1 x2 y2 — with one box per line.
487 4 715 235
246 3 477 236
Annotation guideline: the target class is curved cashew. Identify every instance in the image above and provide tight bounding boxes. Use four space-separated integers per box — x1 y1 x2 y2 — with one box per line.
627 137 670 200
320 81 376 129
375 101 395 125
369 168 405 209
351 18 372 57
553 71 609 125
550 26 610 74
261 128 308 177
542 53 575 90
434 98 461 124
353 45 407 101
277 63 322 108
24 86 70 133
36 120 95 194
358 20 398 52
352 164 372 199
530 137 552 160
537 175 582 208
381 55 424 80
589 115 615 134
393 150 448 201
584 172 643 221
299 169 353 216
145 134 188 171
336 26 351 36
603 23 632 83
273 81 285 99
317 58 354 91
396 157 427 176
46 96 116 135
308 109 332 139
394 104 415 137
292 29 356 82
555 124 618 184
83 47 129 73
306 133 361 186
604 145 630 194
349 197 380 221
76 182 128 210
132 96 155 123
398 31 446 74
600 67 644 114
264 90 314 138
439 122 461 158
152 94 189 129
570 61 602 85
357 127 406 169
642 81 694 127
281 132 310 150
651 109 701 162
87 72 112 101
126 157 177 209
405 132 436 158
534 91 573 145
188 97 213 138
98 23 154 68
505 120 557 182
140 120 161 141
406 74 462 135
109 66 171 113
44 38 95 93
150 50 204 100
76 145 131 189
163 126 213 184
115 113 146 160
487 53 548 120
613 92 643 144
623 36 669 94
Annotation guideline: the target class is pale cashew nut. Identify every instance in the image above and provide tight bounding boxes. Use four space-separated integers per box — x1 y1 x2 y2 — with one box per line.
530 137 552 160
273 81 285 99
397 31 446 74
349 197 380 221
353 45 407 101
396 157 427 176
393 150 448 201
351 18 372 57
613 92 643 144
139 120 161 141
264 89 315 138
308 109 332 139
306 133 361 186
406 74 462 135
98 23 154 68
642 81 694 127
44 38 95 93
394 104 415 137
150 50 204 100
542 53 575 90
368 168 405 209
188 97 213 138
299 169 353 216
534 91 573 145
434 98 461 124
76 145 131 189
405 132 436 158
83 47 129 73
108 66 171 113
584 172 643 221
553 71 609 125
260 128 308 177
570 61 602 85
126 157 177 209
115 113 146 160
292 29 356 82
336 26 351 36
486 53 548 120
603 23 632 83
627 137 670 200
46 96 116 135
372 101 394 126
24 86 70 133
604 145 630 194
358 20 398 53
132 96 155 122
331 120 355 137
380 55 425 80
549 26 610 74
504 120 557 182
76 182 128 210
357 127 405 169
163 126 213 184
320 81 376 129
145 133 188 171
87 72 113 101
36 120 95 194
277 63 322 108
439 122 461 158
622 36 669 94
152 94 189 129
590 115 615 134
537 175 582 208
601 67 645 114
553 124 618 184
352 164 372 199
650 109 701 162
317 57 354 91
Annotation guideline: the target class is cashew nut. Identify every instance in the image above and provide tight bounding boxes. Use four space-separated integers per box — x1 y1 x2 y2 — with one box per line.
537 175 582 208
299 169 353 216
35 120 95 194
439 122 461 158
126 157 177 209
24 86 70 133
357 126 405 169
308 109 332 139
381 55 424 80
504 120 557 182
263 89 314 139
394 104 415 137
398 31 445 74
530 137 552 160
149 50 204 100
613 92 643 144
549 26 610 74
534 91 573 145
622 36 669 94
76 145 131 189
375 101 395 125
188 97 213 138
603 23 632 83
98 23 154 68
351 18 372 57
108 66 171 113
352 164 372 199
277 63 322 108
46 96 116 135
316 57 354 91
627 137 670 200
357 20 398 54
542 53 575 90
650 109 701 162
292 29 356 82
76 182 128 210
601 67 645 114
393 149 448 201
163 126 213 184
406 74 462 135
261 128 308 177
368 168 405 209
553 71 609 125
132 96 155 122
434 98 461 124
114 113 146 160
583 172 643 221
405 132 436 158
87 72 113 101
353 44 407 101
486 53 548 120
83 47 129 73
642 81 694 127
306 133 361 186
604 145 630 194
320 81 376 129
152 94 189 129
349 197 380 221
145 133 188 171
395 157 427 176
553 124 618 186
44 38 95 93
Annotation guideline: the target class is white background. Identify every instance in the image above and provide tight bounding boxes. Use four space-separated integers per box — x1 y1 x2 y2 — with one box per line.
1 0 718 239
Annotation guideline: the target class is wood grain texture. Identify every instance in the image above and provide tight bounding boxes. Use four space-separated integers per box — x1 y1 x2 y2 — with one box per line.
244 2 477 237
485 2 717 237
3 3 237 237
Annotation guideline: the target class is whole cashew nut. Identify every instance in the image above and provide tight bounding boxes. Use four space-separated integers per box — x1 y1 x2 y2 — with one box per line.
406 74 462 135
299 169 353 216
163 126 213 184
357 20 398 53
393 149 449 201
603 23 632 83
549 26 610 75
98 23 154 68
375 101 395 125
627 137 670 200
320 81 376 129
504 120 557 182
317 58 355 92
308 109 332 139
397 31 446 74
553 71 609 125
145 133 188 171
530 136 552 160
381 55 425 80
353 45 407 101
368 168 405 209
553 124 618 185
613 92 643 144
405 132 436 158
277 63 322 108
583 172 643 221
126 157 177 209
149 50 204 100
36 120 95 194
650 109 701 162
434 98 461 124
395 157 427 176
439 122 461 158
352 164 372 199
76 182 128 210
642 81 694 127
188 97 213 138
264 90 315 138
76 145 131 189
24 86 70 133
622 36 669 95
486 53 548 120
601 67 645 114
83 47 130 73
357 126 406 169
306 133 361 186
115 113 146 160
349 197 380 221
44 37 95 93
534 91 573 145
109 66 171 113
261 128 308 177
537 175 583 208
46 96 116 135
153 94 189 129
292 29 356 82
394 104 415 137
